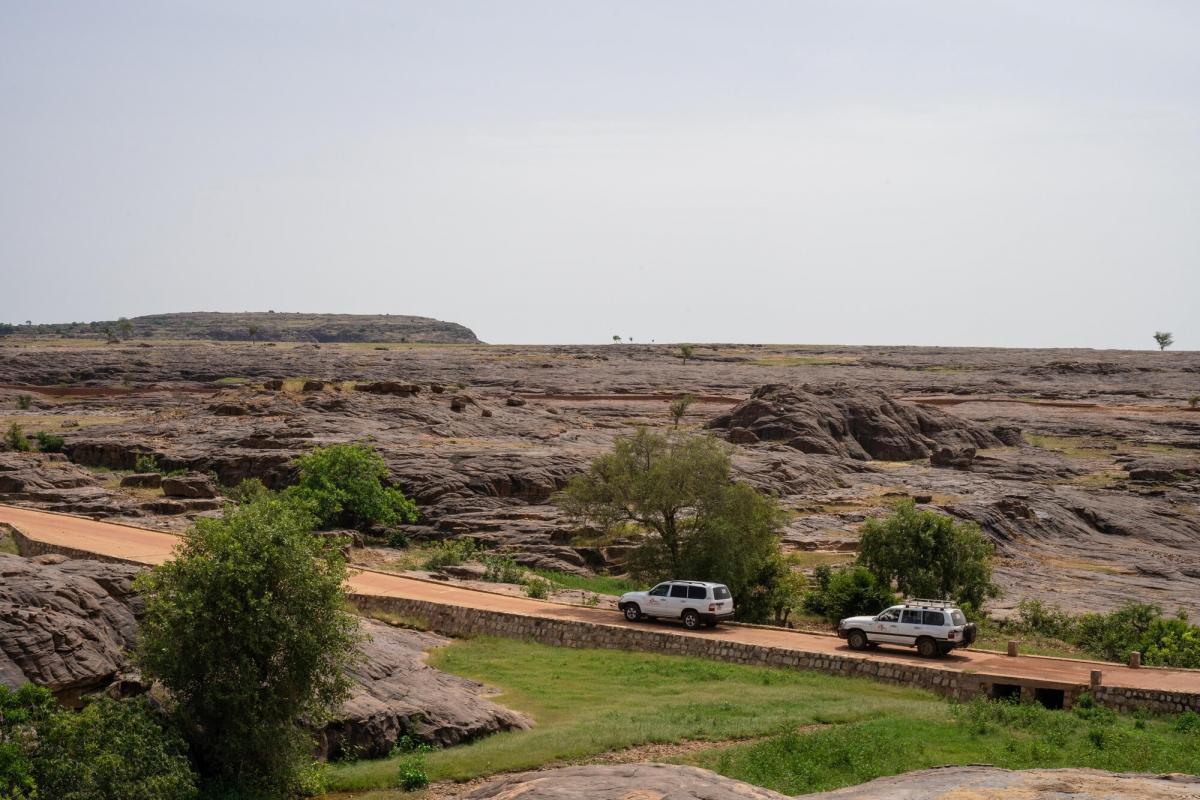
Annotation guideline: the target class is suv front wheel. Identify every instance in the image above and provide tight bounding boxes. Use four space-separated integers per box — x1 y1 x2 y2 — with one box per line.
623 604 642 622
846 630 868 650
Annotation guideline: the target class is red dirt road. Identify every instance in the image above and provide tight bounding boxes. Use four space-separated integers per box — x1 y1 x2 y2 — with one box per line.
3 504 1198 695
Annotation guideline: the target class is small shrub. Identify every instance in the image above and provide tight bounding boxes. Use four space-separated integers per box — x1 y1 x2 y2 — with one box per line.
582 592 601 607
228 477 272 505
134 453 162 474
1189 395 1199 409
15 394 32 410
34 431 64 453
482 554 525 584
801 565 898 626
4 422 30 452
387 529 410 549
1175 710 1200 734
524 577 552 599
397 752 429 791
422 539 477 571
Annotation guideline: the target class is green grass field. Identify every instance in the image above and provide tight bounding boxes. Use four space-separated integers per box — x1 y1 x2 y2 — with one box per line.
689 699 1200 795
321 637 1200 798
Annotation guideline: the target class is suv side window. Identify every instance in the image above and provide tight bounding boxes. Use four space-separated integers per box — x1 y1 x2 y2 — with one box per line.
669 585 689 599
877 609 900 622
649 584 669 597
901 609 924 625
687 586 707 600
951 610 966 626
923 610 946 626
713 586 731 600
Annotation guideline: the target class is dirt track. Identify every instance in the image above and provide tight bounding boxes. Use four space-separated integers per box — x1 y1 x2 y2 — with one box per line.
3 504 1198 696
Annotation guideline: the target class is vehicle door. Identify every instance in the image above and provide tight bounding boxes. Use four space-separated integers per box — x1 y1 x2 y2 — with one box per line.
898 608 926 644
871 607 903 643
668 583 690 617
922 610 947 637
686 584 708 614
645 583 671 617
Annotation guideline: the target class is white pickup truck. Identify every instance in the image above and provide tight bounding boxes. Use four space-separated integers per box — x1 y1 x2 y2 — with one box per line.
838 599 977 658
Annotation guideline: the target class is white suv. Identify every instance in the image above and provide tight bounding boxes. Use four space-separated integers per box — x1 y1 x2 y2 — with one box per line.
618 581 735 629
838 600 977 658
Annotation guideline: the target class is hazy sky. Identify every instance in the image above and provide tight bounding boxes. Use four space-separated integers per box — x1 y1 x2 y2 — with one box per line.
2 2 1196 347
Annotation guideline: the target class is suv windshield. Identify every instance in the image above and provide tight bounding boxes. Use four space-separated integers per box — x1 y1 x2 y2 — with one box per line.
713 586 731 600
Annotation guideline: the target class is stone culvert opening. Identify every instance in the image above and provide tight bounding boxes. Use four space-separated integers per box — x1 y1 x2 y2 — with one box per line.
1034 687 1065 710
990 683 1021 701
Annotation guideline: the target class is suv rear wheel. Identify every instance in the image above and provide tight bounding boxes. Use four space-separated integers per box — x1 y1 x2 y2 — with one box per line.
623 604 642 622
681 610 700 629
847 630 868 650
916 637 939 658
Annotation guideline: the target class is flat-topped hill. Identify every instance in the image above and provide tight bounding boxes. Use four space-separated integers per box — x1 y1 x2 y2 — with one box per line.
11 312 481 344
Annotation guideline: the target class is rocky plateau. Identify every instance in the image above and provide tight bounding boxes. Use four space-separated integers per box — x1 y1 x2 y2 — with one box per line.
1 340 1198 617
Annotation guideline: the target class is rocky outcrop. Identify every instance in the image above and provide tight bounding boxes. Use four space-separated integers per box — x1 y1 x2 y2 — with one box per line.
315 621 530 759
803 766 1200 799
0 554 525 754
708 385 1001 461
466 763 1200 800
465 764 789 800
0 554 143 701
0 452 139 516
1125 458 1199 483
161 473 218 499
930 445 975 469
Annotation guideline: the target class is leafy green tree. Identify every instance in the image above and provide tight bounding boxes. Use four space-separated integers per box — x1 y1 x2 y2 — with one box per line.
117 317 133 339
0 323 14 337
1075 601 1161 662
247 324 262 340
802 565 898 625
611 335 621 343
668 393 695 428
0 685 196 800
557 428 785 620
1140 612 1200 668
0 683 52 800
284 443 417 530
34 696 197 800
856 501 997 612
136 496 360 799
1153 331 1173 351
679 343 694 362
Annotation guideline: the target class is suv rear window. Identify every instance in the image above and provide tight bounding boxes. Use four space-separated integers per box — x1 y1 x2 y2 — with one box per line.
923 610 946 626
713 586 731 600
951 610 967 626
669 585 689 598
687 586 707 600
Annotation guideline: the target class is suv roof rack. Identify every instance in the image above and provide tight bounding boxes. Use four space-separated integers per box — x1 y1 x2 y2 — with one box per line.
905 598 957 609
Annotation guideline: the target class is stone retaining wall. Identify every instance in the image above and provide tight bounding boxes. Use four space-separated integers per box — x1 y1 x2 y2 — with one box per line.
349 593 1200 716
6 525 145 567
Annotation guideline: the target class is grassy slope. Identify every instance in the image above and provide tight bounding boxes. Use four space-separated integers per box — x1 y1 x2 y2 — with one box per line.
325 637 939 792
322 638 1200 797
691 700 1200 795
